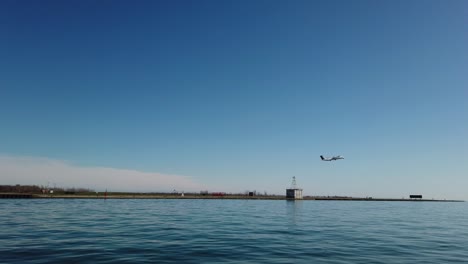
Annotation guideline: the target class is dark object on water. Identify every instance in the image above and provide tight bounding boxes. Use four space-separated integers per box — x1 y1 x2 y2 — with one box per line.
410 195 423 199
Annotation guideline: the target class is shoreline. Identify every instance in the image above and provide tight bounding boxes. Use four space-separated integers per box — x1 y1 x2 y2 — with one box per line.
0 193 463 202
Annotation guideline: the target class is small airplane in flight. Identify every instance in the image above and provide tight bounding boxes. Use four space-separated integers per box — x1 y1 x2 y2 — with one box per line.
320 155 344 161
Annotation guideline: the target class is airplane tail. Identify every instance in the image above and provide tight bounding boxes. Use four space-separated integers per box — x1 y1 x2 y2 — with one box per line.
320 155 324 160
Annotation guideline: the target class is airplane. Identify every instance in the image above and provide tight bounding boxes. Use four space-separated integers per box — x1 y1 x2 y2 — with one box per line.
320 155 344 161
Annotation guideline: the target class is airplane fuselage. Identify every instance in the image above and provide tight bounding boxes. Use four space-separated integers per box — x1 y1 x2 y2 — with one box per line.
320 155 344 161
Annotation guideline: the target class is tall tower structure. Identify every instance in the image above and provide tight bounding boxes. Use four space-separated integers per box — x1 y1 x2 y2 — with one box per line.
286 176 303 199
291 176 297 189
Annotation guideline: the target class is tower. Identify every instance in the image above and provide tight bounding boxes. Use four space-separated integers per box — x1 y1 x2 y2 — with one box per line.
286 176 303 199
291 176 297 189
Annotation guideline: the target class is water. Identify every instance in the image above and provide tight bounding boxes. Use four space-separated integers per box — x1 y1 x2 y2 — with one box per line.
1 199 467 263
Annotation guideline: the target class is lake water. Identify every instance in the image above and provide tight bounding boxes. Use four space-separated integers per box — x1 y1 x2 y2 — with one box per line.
1 199 467 263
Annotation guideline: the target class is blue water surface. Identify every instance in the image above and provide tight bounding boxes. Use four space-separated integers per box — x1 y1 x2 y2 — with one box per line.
1 199 467 263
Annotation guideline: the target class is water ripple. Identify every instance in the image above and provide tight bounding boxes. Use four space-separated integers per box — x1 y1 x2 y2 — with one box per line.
1 200 467 263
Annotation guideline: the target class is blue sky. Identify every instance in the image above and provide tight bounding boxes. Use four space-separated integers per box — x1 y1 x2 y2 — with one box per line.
1 0 467 199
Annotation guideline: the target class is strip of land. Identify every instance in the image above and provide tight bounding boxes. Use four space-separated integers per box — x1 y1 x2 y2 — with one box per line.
0 193 463 202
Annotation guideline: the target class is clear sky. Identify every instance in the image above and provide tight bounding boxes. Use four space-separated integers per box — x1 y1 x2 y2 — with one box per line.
1 0 467 199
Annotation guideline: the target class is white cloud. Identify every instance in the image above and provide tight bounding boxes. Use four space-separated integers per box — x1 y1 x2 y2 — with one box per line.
0 155 206 192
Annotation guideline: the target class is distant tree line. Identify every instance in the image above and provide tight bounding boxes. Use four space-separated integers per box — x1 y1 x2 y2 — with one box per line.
0 185 42 193
0 185 94 194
